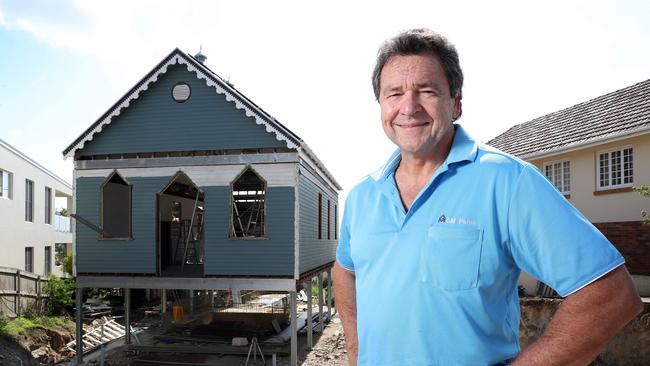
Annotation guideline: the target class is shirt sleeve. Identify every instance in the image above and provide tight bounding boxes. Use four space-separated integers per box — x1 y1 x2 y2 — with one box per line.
507 164 625 297
336 194 355 271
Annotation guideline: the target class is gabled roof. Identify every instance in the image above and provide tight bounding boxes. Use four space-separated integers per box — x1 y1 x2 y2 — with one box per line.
62 48 341 190
488 79 650 159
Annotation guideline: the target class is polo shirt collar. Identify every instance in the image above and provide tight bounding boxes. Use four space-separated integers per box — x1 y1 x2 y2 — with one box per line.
374 123 479 182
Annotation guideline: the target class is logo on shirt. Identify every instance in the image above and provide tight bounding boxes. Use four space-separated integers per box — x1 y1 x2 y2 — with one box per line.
437 214 476 225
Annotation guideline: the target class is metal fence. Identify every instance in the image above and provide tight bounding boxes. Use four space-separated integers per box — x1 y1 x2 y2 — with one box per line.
0 266 49 317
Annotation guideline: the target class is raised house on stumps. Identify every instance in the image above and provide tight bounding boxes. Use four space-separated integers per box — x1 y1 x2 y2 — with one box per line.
63 48 340 365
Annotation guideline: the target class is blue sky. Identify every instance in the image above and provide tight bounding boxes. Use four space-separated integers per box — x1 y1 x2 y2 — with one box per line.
1 0 650 199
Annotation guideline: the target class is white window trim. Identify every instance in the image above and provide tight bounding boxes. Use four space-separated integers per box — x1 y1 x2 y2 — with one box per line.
543 159 571 195
0 169 13 200
596 145 634 191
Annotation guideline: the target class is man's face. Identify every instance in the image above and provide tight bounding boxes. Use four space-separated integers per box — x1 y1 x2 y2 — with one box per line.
379 54 461 159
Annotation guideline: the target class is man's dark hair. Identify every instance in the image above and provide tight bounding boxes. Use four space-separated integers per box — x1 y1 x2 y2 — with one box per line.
372 28 464 106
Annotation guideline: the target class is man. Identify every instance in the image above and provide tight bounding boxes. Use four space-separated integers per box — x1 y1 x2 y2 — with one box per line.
333 28 642 366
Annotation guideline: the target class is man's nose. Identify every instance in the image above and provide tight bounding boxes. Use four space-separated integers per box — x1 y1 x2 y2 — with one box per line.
399 91 422 116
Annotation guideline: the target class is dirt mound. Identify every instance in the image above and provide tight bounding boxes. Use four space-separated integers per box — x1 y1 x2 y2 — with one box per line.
0 323 76 365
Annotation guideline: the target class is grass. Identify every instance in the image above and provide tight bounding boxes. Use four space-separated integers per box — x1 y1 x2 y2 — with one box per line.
0 316 72 340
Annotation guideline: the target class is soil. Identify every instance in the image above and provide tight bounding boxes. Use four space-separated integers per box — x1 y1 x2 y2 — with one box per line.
0 322 76 366
3 298 648 365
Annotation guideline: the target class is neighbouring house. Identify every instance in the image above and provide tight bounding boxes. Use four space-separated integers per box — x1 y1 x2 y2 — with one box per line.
489 78 650 297
62 49 340 364
0 138 73 315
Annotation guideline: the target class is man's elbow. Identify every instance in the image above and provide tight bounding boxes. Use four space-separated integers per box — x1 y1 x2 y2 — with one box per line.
614 267 644 323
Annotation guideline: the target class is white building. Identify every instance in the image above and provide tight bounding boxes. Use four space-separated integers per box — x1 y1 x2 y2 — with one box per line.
0 138 73 277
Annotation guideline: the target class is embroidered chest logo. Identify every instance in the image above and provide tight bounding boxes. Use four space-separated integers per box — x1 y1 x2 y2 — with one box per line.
437 214 476 225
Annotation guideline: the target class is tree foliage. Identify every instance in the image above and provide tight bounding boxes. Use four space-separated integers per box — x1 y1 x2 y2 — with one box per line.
43 274 75 315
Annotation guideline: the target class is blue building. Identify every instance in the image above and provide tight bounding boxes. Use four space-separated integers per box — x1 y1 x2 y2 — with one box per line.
63 49 340 364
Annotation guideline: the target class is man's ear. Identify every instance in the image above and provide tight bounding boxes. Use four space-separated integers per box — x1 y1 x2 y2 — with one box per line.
452 97 462 121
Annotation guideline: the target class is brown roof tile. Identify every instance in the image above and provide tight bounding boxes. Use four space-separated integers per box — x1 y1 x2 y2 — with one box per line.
488 79 650 157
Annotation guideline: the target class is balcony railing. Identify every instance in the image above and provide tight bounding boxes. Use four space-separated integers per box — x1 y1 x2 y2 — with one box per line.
54 214 71 232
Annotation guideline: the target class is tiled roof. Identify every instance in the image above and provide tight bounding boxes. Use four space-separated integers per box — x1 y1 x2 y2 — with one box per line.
488 79 650 158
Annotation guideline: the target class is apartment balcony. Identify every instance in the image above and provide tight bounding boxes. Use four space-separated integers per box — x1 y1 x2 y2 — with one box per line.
54 214 71 232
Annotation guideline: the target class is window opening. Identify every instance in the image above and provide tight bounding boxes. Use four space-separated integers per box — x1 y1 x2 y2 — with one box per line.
158 172 204 276
25 247 34 273
101 172 131 238
598 147 633 189
44 246 52 275
318 193 323 240
25 179 34 222
543 160 570 194
230 168 265 238
327 199 331 240
45 187 52 224
0 169 13 199
55 243 67 266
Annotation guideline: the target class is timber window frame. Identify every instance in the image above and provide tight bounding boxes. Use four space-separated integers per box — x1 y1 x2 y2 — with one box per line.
0 169 13 199
597 146 633 190
229 166 267 239
543 160 571 195
100 171 133 239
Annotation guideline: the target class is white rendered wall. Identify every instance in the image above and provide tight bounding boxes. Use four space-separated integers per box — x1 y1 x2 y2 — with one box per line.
0 141 72 277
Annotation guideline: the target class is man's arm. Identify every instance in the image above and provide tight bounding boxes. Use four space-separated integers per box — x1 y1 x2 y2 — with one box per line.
512 265 643 366
333 261 358 366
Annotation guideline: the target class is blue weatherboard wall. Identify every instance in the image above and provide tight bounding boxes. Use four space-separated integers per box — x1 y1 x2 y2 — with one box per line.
77 64 286 156
298 174 338 273
203 186 295 276
77 175 295 275
76 176 169 273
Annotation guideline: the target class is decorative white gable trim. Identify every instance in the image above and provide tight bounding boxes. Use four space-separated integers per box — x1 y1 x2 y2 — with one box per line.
64 51 298 159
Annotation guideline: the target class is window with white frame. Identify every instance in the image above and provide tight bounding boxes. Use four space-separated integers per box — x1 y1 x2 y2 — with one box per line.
544 160 570 194
0 169 13 199
598 147 633 189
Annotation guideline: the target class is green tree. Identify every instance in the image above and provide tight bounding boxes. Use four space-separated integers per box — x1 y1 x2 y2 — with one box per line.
43 274 75 315
62 253 74 277
635 185 650 225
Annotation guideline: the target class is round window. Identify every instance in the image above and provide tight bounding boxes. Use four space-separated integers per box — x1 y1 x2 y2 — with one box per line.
172 82 191 103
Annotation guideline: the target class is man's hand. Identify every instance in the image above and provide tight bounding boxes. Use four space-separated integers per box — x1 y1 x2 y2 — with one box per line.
512 265 642 366
333 261 358 366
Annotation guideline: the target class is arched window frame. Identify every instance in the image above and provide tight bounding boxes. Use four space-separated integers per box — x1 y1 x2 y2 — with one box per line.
229 166 267 240
100 170 132 239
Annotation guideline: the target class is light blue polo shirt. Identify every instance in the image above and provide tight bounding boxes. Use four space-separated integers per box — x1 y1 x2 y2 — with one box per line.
336 124 624 365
